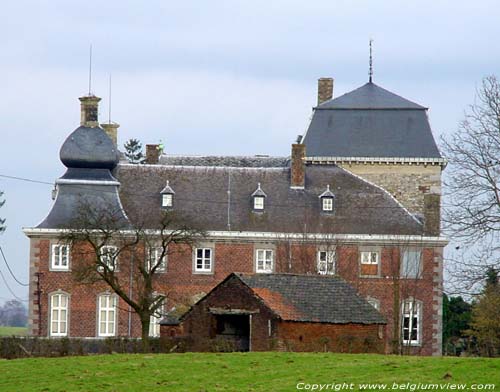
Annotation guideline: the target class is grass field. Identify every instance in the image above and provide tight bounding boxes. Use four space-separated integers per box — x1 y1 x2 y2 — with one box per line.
0 353 498 391
0 326 27 336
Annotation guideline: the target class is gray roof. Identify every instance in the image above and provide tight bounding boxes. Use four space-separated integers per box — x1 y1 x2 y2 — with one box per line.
159 155 289 168
116 162 422 235
236 273 386 324
303 82 441 159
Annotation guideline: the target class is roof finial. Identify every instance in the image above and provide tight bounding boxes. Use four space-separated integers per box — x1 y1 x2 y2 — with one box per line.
108 73 112 124
369 38 373 83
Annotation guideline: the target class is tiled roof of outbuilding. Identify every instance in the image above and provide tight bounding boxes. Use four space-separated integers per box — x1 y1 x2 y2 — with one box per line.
115 162 422 235
237 273 386 324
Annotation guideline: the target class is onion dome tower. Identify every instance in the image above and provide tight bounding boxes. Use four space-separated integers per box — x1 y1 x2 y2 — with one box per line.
37 95 130 229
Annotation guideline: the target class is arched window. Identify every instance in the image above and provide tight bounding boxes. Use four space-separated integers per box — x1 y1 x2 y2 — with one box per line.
98 294 117 337
402 298 422 345
49 292 69 337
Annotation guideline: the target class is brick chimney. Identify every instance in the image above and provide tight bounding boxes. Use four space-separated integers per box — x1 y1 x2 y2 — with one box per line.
317 77 334 105
291 144 306 189
79 95 101 127
146 144 160 164
423 194 441 236
101 122 119 147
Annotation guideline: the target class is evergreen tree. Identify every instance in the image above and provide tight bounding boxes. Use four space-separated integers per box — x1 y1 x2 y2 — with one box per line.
442 294 472 355
124 138 145 164
0 191 5 234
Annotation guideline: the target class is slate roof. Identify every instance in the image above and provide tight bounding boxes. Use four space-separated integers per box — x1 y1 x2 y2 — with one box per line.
237 273 386 324
302 82 442 159
159 155 289 168
115 162 423 235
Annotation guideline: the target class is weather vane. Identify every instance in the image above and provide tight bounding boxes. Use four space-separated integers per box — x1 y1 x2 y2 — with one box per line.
369 38 373 83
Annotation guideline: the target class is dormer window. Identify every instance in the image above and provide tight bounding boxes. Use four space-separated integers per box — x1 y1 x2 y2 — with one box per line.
160 180 175 209
319 184 335 213
251 183 267 211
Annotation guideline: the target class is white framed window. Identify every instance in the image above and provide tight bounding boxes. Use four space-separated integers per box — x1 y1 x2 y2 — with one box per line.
402 299 421 345
146 247 167 273
149 300 164 337
195 248 213 272
50 293 68 337
322 198 333 212
98 294 117 337
401 249 422 278
98 245 118 272
256 249 273 273
317 250 335 275
51 244 70 270
361 251 379 265
253 196 265 210
162 193 173 208
366 297 380 311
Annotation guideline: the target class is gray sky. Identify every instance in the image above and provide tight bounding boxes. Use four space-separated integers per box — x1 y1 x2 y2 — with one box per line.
1 0 499 303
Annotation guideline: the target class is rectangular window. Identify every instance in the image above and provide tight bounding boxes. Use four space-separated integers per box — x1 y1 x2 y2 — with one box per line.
317 250 336 275
195 248 213 272
51 244 70 270
149 300 164 337
401 249 422 278
98 245 118 272
402 300 420 345
254 196 264 210
360 250 379 276
322 198 333 211
50 293 68 336
146 247 167 273
256 249 273 273
98 295 117 337
162 194 173 207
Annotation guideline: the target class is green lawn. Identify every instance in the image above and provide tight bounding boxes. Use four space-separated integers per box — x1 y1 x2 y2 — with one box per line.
0 326 27 336
0 353 498 391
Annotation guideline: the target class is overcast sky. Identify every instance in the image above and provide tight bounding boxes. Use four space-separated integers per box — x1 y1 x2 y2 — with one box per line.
0 0 499 303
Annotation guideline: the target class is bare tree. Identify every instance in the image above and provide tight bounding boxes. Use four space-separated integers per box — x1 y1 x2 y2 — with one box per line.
441 75 500 293
62 199 204 349
0 190 5 234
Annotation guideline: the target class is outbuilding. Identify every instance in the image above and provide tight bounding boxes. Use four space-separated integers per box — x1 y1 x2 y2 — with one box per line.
161 273 386 352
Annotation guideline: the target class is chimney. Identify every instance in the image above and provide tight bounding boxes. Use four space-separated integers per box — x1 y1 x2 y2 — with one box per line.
79 95 101 127
423 194 441 236
101 122 119 147
146 144 160 164
317 77 334 105
291 143 306 189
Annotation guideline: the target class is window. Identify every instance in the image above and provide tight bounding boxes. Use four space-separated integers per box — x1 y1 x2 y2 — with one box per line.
317 250 335 275
149 300 164 337
162 194 173 208
98 246 117 272
322 198 333 212
401 249 422 278
146 247 167 273
360 250 379 276
195 248 213 273
366 297 380 311
98 294 117 337
402 299 421 345
253 196 265 210
256 249 273 273
50 293 68 337
51 244 69 270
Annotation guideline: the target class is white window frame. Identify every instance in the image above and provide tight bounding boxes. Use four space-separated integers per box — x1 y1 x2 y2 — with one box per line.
401 249 422 279
366 297 380 311
98 245 118 272
49 292 69 337
360 251 379 265
98 294 117 337
146 247 167 273
317 250 336 275
149 300 164 338
256 249 274 273
321 197 333 212
402 299 421 345
162 193 173 208
194 248 213 273
253 196 265 210
51 244 70 271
